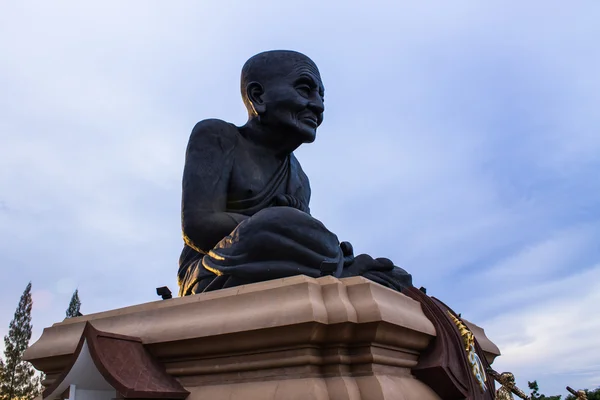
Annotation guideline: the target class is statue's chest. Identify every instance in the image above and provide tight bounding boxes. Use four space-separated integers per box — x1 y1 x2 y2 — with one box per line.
227 150 287 202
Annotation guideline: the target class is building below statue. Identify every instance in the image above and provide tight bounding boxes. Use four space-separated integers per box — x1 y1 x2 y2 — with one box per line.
24 276 500 400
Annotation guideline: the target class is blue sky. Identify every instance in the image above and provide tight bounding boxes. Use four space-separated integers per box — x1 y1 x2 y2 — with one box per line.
1 1 599 397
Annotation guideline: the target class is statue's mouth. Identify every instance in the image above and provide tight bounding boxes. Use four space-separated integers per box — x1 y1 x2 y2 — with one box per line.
300 116 318 128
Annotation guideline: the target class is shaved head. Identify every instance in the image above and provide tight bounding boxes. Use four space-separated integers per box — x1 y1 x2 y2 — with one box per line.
240 50 323 113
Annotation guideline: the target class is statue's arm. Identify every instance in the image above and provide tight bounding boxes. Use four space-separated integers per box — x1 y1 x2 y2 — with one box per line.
181 120 249 254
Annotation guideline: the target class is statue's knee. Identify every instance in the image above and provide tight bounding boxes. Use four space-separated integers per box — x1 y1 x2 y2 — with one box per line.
250 206 308 228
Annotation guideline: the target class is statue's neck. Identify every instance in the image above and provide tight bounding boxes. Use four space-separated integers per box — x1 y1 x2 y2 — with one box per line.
239 120 301 158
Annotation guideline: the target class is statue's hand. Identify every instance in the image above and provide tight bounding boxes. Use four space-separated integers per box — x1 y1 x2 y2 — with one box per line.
273 194 309 213
341 255 412 291
342 254 395 276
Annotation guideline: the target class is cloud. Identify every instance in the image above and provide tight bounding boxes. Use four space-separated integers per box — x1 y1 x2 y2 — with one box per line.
481 264 600 396
1 1 599 397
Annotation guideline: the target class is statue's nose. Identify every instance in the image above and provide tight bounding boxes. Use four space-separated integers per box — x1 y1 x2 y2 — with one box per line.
308 96 324 115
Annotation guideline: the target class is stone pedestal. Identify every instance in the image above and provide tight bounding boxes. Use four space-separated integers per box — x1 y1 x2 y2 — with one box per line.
24 276 480 400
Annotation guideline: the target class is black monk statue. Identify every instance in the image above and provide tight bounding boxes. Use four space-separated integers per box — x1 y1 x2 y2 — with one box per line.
178 50 413 296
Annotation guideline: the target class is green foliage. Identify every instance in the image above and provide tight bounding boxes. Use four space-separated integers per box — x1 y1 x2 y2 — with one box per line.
0 282 42 400
528 380 562 399
65 290 82 318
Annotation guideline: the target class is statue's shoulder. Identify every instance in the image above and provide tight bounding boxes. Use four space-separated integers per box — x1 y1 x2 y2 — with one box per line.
188 119 240 149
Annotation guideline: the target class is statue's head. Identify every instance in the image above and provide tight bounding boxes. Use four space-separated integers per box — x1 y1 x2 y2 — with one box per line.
500 372 515 387
241 50 324 144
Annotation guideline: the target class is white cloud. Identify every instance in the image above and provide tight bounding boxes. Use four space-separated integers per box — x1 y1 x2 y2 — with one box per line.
482 265 600 395
478 224 598 283
1 1 600 397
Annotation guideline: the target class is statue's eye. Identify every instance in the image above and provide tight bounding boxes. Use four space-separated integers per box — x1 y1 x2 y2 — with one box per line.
296 85 311 97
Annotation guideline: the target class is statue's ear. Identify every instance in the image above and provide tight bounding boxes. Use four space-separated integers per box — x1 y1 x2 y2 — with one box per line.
246 81 266 115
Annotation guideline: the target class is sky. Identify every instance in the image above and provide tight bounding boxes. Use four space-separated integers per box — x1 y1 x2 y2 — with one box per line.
1 0 599 397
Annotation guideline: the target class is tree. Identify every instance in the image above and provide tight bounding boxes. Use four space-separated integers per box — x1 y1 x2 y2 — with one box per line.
65 289 82 318
528 380 562 400
0 282 42 400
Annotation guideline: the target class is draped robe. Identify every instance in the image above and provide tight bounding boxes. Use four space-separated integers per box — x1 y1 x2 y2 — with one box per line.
178 119 412 296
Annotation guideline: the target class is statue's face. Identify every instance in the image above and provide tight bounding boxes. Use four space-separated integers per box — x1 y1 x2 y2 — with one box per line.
260 60 325 144
505 374 515 386
499 372 515 387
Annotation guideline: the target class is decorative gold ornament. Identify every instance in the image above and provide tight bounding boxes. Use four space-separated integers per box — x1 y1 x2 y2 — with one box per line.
447 311 487 393
486 369 530 399
567 386 588 400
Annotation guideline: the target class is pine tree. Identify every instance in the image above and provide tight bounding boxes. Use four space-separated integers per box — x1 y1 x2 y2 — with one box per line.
0 282 42 400
65 290 82 318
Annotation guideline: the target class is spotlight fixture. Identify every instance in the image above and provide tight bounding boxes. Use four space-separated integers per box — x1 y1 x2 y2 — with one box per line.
156 286 172 300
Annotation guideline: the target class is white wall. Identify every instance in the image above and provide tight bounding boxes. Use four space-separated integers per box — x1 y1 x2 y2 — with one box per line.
71 387 115 400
